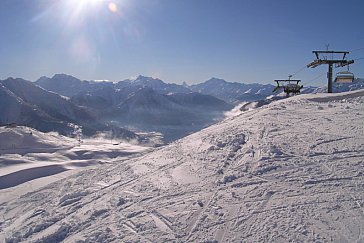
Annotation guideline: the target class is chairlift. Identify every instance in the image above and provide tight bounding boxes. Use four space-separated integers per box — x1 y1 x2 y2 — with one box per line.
273 78 303 96
335 71 354 83
284 83 302 94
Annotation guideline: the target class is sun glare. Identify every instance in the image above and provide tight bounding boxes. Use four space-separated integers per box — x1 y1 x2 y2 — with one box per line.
68 0 120 14
108 2 118 13
79 0 104 5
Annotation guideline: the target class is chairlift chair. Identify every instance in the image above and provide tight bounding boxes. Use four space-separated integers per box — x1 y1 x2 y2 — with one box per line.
284 83 302 94
273 79 303 96
335 71 354 83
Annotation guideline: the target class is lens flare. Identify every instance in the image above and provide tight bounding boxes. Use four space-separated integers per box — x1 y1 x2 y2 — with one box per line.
108 2 118 13
70 36 94 63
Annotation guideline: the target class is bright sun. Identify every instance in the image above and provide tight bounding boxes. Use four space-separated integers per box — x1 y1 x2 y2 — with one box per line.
65 0 120 17
73 0 119 13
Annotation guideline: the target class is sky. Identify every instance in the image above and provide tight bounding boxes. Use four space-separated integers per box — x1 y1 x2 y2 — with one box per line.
0 0 363 86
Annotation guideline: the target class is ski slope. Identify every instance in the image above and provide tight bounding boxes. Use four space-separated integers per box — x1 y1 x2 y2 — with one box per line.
1 90 364 242
0 127 154 202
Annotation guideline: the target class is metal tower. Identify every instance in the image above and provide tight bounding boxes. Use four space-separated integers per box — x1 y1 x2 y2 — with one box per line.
307 50 354 93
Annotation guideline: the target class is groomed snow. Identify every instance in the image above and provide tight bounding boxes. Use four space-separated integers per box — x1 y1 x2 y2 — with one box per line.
1 90 364 242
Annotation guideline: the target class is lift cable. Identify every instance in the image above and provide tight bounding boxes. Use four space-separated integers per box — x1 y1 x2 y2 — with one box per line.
290 65 307 78
277 48 360 94
353 57 364 61
350 47 364 52
308 72 326 83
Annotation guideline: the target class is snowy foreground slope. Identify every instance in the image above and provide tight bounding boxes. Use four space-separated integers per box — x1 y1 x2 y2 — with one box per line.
0 127 154 200
1 90 364 242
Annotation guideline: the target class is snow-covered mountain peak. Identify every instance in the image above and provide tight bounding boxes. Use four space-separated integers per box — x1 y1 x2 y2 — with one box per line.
51 74 81 82
132 75 164 86
189 78 275 103
205 77 228 85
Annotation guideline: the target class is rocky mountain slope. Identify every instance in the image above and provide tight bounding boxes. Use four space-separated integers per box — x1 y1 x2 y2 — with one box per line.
116 75 191 95
35 75 234 142
112 88 233 142
0 78 136 139
36 74 113 98
189 77 275 103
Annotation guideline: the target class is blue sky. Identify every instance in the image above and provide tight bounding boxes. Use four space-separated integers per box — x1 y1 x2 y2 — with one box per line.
0 0 363 86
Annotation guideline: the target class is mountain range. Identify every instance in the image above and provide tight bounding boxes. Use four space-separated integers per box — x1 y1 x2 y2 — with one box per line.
0 78 136 140
189 77 275 103
35 75 235 142
35 74 277 104
1 74 363 142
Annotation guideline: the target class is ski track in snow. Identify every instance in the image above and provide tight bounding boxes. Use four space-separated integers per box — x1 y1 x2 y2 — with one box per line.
1 90 364 242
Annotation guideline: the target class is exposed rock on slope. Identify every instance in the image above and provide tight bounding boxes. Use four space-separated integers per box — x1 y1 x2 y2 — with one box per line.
36 74 113 97
35 75 233 142
0 78 137 139
189 77 275 103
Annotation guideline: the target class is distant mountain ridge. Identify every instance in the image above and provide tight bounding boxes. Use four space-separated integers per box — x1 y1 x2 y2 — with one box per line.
296 78 364 94
5 75 237 142
35 74 279 104
35 74 233 141
33 74 278 141
35 74 364 102
4 74 363 142
36 74 114 97
0 78 137 140
116 75 191 94
189 77 276 103
108 88 233 141
116 90 235 141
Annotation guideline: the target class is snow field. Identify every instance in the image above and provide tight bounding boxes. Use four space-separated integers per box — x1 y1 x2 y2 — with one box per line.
1 90 364 242
0 127 154 203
